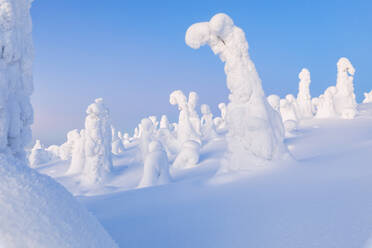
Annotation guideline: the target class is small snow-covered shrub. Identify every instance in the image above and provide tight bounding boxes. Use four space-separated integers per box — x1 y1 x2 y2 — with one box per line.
315 87 337 119
28 140 50 167
111 126 125 155
363 90 372 103
186 13 287 171
59 129 80 160
138 141 171 188
201 104 218 140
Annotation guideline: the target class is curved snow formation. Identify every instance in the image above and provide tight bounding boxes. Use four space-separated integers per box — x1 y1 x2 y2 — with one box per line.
185 13 287 170
0 1 117 246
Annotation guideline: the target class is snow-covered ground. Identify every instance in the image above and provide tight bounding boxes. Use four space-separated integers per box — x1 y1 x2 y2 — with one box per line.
34 103 372 248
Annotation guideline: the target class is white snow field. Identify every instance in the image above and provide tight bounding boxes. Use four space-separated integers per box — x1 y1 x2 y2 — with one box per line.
33 103 372 248
3 3 372 247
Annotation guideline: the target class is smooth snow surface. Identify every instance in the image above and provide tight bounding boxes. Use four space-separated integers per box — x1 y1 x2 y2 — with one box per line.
185 13 287 171
32 104 372 247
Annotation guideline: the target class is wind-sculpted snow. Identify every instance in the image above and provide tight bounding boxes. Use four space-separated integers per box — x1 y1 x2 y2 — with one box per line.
0 1 118 247
186 13 287 170
0 155 118 248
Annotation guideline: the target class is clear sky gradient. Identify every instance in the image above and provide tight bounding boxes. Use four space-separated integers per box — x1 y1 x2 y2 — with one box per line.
31 0 372 145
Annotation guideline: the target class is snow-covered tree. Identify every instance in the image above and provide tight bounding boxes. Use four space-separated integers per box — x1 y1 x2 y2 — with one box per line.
59 129 80 160
0 2 118 246
296 68 313 119
170 90 201 146
138 141 171 188
186 13 287 170
333 57 357 119
111 126 125 155
138 118 155 161
214 102 227 132
188 91 202 137
201 104 218 140
28 140 50 167
67 98 113 184
267 95 281 113
363 90 372 103
172 140 201 169
315 86 337 118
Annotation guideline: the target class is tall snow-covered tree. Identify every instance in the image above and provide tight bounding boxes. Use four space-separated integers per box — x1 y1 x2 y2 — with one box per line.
185 13 287 170
296 68 313 119
0 1 117 246
333 57 357 119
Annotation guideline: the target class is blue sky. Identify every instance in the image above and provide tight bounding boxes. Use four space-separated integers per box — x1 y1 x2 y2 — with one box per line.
31 0 372 145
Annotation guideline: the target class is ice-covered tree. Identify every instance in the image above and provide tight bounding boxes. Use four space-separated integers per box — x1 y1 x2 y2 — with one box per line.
267 95 281 113
188 91 202 136
213 102 227 132
185 13 287 170
111 126 125 155
0 1 117 246
170 90 201 146
201 104 218 140
296 68 313 119
333 57 357 119
67 98 113 184
363 90 372 103
28 140 50 167
59 129 80 160
138 141 171 188
138 118 155 161
315 86 337 118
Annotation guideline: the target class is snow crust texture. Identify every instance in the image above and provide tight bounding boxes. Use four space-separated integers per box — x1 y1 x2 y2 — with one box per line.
186 13 287 170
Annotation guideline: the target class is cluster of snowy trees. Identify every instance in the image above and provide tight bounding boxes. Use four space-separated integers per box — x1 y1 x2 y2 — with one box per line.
29 13 372 187
267 57 360 134
30 88 228 187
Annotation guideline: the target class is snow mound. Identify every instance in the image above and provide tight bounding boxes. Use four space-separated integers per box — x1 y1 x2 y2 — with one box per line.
0 155 117 248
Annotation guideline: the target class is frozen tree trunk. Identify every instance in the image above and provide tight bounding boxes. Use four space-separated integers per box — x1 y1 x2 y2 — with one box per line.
0 2 118 246
185 13 287 170
172 140 200 169
296 68 313 119
333 57 357 119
